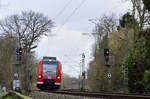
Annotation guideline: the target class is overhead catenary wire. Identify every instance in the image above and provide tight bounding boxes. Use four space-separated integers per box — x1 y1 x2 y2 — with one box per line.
49 0 88 76
69 65 80 73
48 0 73 37
56 0 87 33
54 0 73 19
63 55 81 65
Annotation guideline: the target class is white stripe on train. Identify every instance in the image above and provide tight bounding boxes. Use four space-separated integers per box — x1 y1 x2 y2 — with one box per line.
37 82 61 85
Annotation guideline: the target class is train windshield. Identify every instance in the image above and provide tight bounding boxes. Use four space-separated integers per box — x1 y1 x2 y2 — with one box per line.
42 62 57 77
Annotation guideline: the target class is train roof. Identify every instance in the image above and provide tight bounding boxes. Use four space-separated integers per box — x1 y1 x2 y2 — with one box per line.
42 56 58 64
43 56 56 60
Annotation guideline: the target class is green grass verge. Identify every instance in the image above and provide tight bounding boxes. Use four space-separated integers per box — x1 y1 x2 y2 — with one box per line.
0 91 32 99
0 92 9 99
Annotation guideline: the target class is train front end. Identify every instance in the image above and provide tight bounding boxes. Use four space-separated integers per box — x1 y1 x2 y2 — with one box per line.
37 57 62 90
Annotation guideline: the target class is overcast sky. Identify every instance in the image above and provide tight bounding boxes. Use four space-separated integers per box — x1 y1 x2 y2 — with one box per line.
0 0 131 77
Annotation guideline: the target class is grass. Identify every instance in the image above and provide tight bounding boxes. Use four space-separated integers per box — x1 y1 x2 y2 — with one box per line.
0 92 8 99
0 91 32 99
3 96 14 99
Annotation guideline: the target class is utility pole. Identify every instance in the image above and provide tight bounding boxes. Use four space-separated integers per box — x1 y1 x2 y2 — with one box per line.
125 18 128 56
81 53 85 91
124 18 129 91
24 46 31 93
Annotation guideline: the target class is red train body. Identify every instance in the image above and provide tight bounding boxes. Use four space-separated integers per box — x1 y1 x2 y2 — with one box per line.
37 57 62 90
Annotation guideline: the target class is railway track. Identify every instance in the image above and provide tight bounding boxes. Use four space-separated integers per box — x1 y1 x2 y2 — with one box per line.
31 89 150 99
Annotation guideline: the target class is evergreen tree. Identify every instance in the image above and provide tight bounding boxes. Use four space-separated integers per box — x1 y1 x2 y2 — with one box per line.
143 0 150 11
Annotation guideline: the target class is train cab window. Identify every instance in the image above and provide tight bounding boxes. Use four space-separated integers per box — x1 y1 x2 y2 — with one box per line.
42 62 57 77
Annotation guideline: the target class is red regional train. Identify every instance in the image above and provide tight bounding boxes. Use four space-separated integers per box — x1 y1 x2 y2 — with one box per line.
37 57 62 90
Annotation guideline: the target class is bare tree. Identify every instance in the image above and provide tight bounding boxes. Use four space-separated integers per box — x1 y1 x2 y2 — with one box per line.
89 14 117 52
0 10 54 52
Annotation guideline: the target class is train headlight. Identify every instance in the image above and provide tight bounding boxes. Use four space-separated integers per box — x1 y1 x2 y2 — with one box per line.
57 76 60 79
38 75 42 78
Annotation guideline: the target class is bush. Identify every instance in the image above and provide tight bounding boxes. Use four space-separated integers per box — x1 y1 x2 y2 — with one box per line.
144 70 150 93
123 29 150 93
21 90 26 95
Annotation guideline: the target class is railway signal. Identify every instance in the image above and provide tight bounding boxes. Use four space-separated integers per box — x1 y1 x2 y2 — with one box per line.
104 48 109 56
16 47 22 61
104 48 110 66
18 47 22 55
16 47 22 55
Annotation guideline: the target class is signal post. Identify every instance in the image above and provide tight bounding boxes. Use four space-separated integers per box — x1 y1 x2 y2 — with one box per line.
81 53 85 91
13 47 22 91
104 48 112 91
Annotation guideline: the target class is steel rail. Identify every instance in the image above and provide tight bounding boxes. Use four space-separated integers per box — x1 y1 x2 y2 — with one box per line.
31 89 150 99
